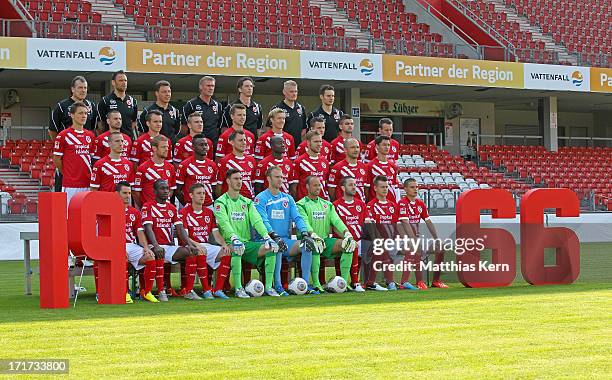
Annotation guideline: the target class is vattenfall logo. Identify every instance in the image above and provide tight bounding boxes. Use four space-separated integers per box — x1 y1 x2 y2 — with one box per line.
529 70 584 87
35 46 117 65
571 70 583 87
308 57 375 76
359 59 374 76
98 47 117 65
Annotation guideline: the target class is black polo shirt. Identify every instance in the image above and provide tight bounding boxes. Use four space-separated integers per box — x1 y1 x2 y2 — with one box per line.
221 98 263 137
306 105 344 142
182 95 223 142
273 100 307 145
138 102 181 139
97 92 138 139
49 98 98 133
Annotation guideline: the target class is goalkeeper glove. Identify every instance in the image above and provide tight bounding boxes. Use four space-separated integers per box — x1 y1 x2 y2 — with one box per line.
269 231 288 253
300 231 317 253
311 232 326 254
341 230 357 252
263 235 279 253
230 235 245 256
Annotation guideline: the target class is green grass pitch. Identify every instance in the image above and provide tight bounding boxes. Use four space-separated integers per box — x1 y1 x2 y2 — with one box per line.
0 243 610 378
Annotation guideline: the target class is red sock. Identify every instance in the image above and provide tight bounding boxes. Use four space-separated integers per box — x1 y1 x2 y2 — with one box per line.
180 264 187 290
433 252 444 282
281 260 290 289
183 256 197 292
164 263 172 291
125 262 130 294
143 260 156 294
350 249 360 285
93 261 99 293
196 255 211 292
214 255 231 292
334 257 341 277
155 259 165 292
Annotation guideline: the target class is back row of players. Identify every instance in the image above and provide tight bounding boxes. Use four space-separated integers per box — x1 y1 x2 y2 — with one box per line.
51 74 447 302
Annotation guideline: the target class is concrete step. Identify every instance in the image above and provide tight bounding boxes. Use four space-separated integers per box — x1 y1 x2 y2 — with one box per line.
88 0 147 41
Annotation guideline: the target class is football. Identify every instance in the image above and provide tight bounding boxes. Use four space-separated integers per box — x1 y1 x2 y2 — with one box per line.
326 276 347 293
245 279 265 297
288 277 308 295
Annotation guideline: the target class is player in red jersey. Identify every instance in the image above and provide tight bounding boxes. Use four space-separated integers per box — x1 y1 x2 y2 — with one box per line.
116 181 159 303
217 130 256 198
254 108 296 160
92 110 133 163
254 135 293 195
215 103 255 159
364 118 400 163
398 178 447 290
130 110 172 167
90 132 135 192
179 183 232 299
366 135 399 202
296 116 332 161
328 138 368 202
175 133 219 208
290 130 331 201
363 175 399 291
142 179 202 301
173 112 214 164
329 115 362 164
333 177 368 292
133 135 176 208
53 101 96 204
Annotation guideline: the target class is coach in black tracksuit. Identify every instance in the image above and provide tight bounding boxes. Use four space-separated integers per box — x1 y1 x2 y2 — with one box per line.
220 77 263 136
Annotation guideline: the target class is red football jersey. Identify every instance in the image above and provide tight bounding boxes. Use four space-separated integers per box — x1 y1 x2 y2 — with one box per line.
129 132 173 166
366 158 398 202
254 130 296 160
290 153 330 200
92 131 133 160
179 204 218 243
398 197 430 235
366 198 399 224
125 206 143 244
133 160 177 205
141 201 181 245
217 153 256 198
175 156 219 206
90 156 135 192
53 128 96 188
172 135 214 164
328 160 368 201
253 156 293 194
329 135 364 164
333 198 368 241
296 139 332 162
215 127 255 159
364 138 400 162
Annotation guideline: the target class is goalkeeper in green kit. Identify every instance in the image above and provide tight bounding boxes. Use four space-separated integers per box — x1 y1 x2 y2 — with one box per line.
297 175 358 294
214 168 280 298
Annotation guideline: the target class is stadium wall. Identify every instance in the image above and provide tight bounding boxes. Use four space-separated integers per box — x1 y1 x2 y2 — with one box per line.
495 110 595 137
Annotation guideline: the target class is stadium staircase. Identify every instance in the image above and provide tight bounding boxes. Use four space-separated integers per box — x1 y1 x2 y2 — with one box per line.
89 0 147 41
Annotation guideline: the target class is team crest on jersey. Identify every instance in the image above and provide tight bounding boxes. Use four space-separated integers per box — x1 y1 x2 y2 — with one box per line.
166 170 171 177
248 162 253 168
322 203 328 209
297 106 303 116
126 98 133 106
390 207 395 213
110 99 116 105
253 106 258 113
282 200 288 208
360 169 365 175
124 164 130 171
215 204 221 212
212 104 218 112
207 166 213 173
322 163 327 169
356 205 361 212
135 177 141 185
334 112 340 121
169 109 175 117
204 216 210 223
142 210 147 217
196 105 202 111
418 207 422 213
129 214 136 221
254 197 260 205
241 204 246 210
85 136 92 143
168 210 174 217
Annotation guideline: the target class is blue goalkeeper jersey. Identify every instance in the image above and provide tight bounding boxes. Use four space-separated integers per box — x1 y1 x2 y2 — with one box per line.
254 189 308 239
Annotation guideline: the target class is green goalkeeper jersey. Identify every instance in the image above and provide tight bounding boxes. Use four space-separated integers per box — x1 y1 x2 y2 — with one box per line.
296 196 348 238
214 193 269 243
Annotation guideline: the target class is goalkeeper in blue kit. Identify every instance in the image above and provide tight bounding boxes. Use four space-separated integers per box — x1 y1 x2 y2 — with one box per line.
254 165 319 296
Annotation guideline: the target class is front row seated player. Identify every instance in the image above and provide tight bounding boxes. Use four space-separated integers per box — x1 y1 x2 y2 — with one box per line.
254 165 314 296
214 168 282 298
142 179 207 301
296 175 357 294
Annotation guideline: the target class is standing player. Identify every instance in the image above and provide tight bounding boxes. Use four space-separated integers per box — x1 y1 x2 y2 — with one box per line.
254 136 292 195
254 108 296 160
90 132 134 192
366 135 399 202
214 169 280 298
328 138 368 202
330 115 359 164
92 110 132 162
364 118 400 163
333 177 368 292
138 80 181 139
117 181 158 303
273 80 307 145
221 77 263 136
173 112 214 164
217 131 256 199
255 166 314 295
53 101 96 203
290 130 330 201
398 178 447 290
216 104 255 159
130 110 173 167
182 76 223 145
133 135 176 208
297 176 357 293
175 134 219 208
49 76 98 140
97 70 138 140
296 117 333 162
306 84 344 142
180 183 232 299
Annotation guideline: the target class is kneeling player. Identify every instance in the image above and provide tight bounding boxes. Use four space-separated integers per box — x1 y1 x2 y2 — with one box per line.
296 176 357 294
142 179 204 301
214 169 280 298
179 183 232 299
